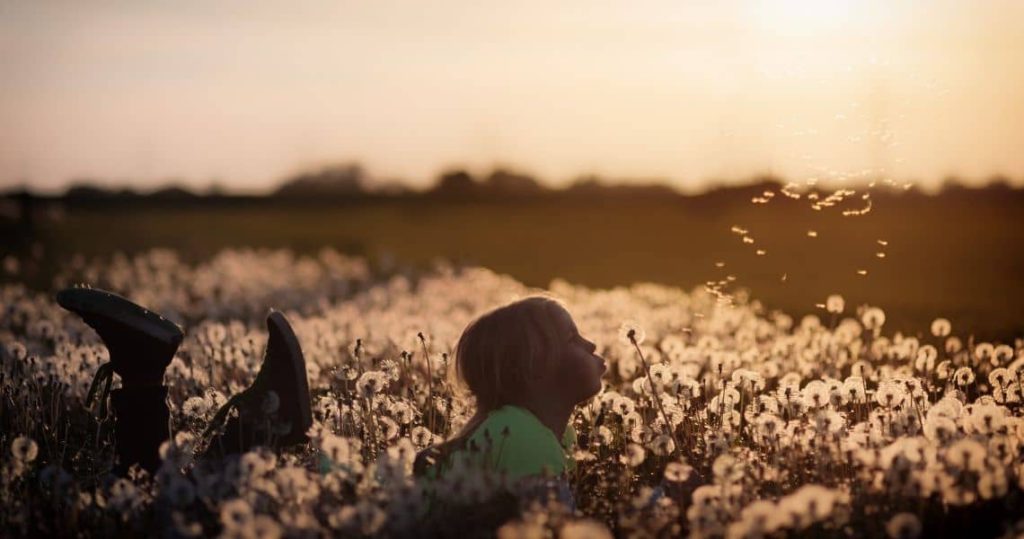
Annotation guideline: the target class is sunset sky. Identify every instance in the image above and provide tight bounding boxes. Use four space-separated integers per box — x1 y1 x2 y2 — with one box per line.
2 0 1022 193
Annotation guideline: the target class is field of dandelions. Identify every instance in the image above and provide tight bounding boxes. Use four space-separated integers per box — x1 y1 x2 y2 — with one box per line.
2 248 1024 538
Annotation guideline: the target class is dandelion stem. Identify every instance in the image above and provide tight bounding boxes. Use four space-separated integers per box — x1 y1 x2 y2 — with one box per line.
630 336 681 458
418 333 436 435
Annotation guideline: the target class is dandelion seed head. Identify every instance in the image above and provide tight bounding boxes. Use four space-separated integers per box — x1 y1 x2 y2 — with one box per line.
826 294 845 314
618 321 646 346
10 436 38 463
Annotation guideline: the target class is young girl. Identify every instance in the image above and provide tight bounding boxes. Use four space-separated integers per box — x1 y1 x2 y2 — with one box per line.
414 296 607 510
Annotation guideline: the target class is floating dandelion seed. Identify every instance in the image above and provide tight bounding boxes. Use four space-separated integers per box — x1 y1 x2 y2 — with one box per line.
742 236 754 244
807 230 818 237
756 249 766 256
730 225 748 235
842 198 873 216
876 252 886 258
715 261 725 268
857 269 868 276
781 273 787 282
877 239 889 246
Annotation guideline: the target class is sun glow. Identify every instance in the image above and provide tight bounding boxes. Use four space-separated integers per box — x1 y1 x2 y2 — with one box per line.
748 0 862 35
2 1 1023 191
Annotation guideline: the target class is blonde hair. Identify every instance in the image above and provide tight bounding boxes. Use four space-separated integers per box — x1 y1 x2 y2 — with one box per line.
418 295 569 470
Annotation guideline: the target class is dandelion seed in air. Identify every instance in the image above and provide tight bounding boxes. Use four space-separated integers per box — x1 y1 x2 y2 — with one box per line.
876 252 886 258
877 239 888 246
807 230 818 238
742 236 754 244
756 249 766 256
715 261 725 268
857 269 868 276
781 273 787 282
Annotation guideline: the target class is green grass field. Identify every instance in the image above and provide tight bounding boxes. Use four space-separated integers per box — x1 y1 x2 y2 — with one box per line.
6 187 1024 340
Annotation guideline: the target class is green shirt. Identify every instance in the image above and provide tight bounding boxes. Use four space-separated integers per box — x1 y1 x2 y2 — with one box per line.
425 405 577 482
317 405 577 488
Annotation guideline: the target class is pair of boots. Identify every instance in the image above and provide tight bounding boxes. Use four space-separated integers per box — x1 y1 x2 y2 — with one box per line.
57 286 313 475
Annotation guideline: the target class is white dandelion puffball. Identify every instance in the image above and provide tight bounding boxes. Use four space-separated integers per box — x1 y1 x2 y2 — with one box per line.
618 321 646 346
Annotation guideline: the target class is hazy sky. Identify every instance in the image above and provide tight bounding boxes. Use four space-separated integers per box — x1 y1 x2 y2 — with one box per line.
2 0 1022 193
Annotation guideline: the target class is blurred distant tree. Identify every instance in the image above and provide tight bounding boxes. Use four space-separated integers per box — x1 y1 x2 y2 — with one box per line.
985 175 1013 191
563 174 680 199
369 179 413 196
940 175 966 193
430 169 478 198
65 182 115 199
205 181 228 197
564 175 605 196
482 168 543 197
275 163 366 197
149 184 198 200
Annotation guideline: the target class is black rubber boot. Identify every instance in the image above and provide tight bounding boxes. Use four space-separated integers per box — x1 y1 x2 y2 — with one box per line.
56 286 182 475
204 310 312 457
110 386 170 475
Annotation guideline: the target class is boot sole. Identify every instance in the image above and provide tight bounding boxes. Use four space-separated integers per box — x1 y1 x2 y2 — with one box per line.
56 287 183 347
266 310 312 443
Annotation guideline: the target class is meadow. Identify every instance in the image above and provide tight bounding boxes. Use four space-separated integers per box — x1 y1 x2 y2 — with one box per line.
2 245 1024 537
2 183 1024 537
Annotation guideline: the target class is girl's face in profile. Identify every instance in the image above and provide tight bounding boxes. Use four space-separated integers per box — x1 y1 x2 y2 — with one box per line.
547 305 607 404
